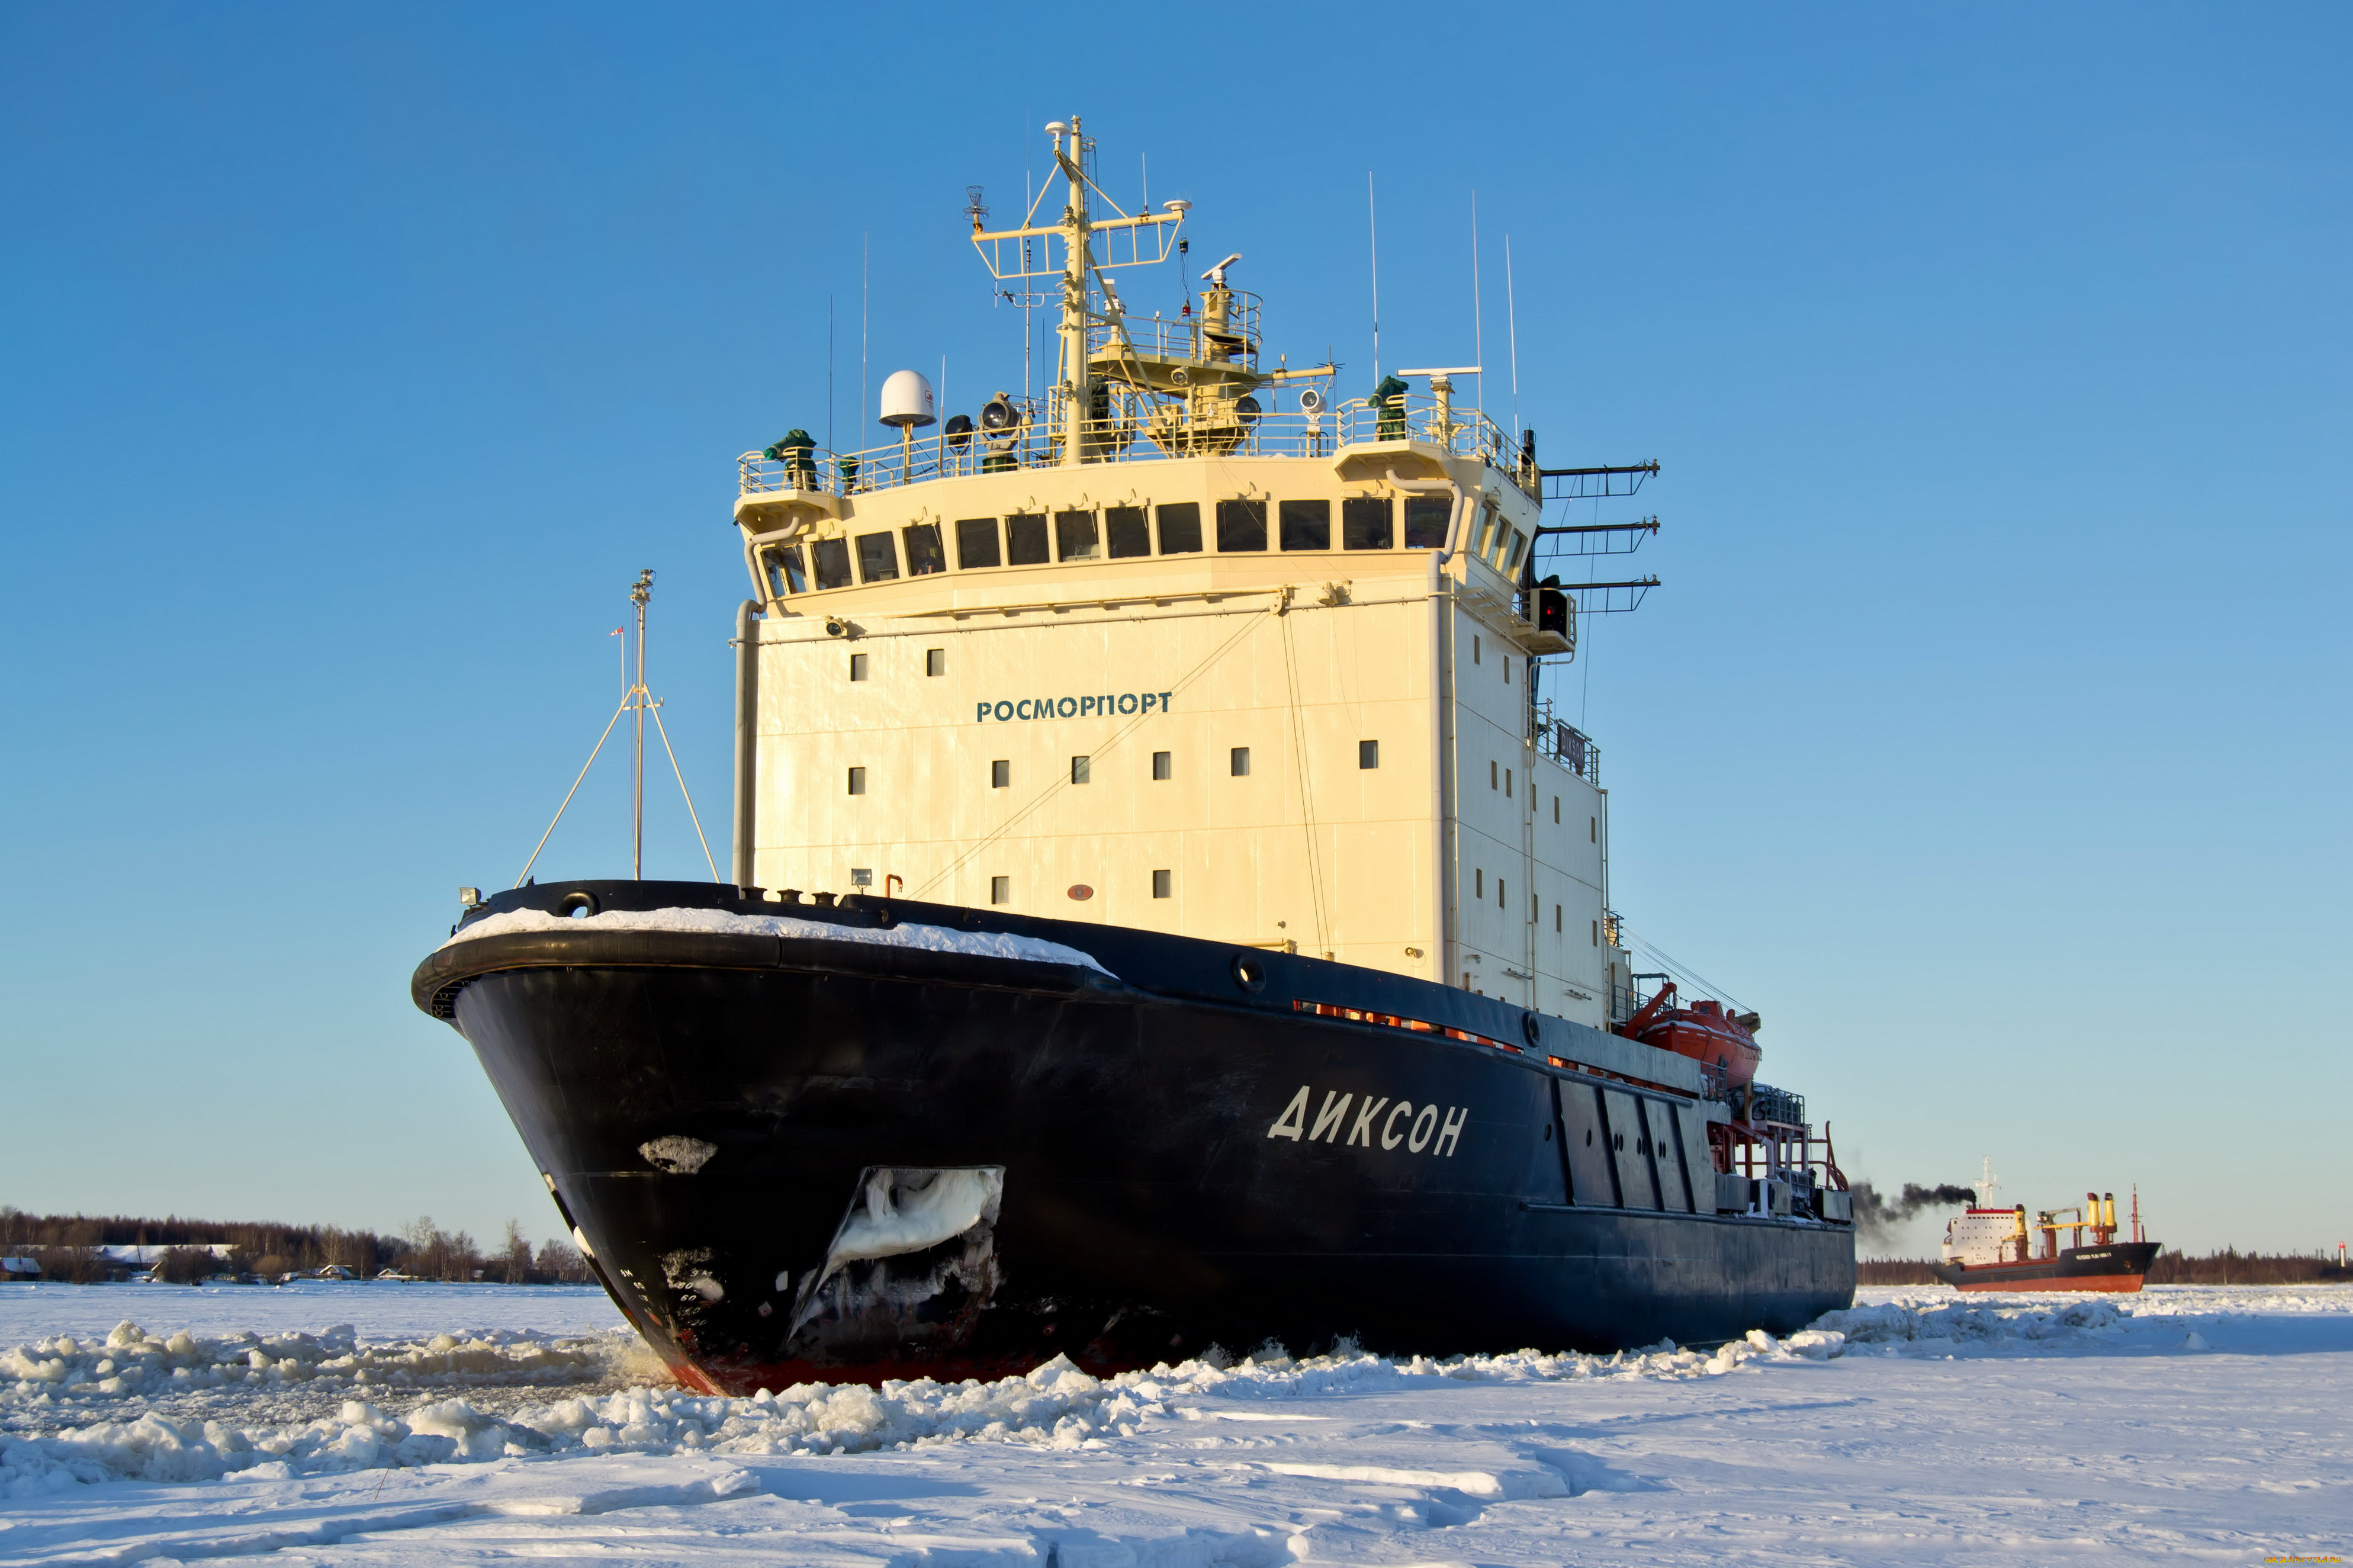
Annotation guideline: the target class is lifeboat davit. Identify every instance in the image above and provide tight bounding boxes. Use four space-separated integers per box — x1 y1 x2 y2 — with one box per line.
1618 982 1761 1091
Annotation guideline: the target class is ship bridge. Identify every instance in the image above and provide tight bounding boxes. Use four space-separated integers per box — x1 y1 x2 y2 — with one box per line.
727 117 1657 1029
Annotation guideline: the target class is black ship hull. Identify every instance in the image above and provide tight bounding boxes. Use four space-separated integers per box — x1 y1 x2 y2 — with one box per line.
414 882 1854 1392
1931 1241 2161 1293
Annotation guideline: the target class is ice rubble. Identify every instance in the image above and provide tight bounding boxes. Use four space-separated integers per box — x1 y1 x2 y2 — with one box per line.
0 1293 2231 1497
445 905 1113 975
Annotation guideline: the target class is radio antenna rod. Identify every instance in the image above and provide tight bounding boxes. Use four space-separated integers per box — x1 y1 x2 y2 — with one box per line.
514 569 718 889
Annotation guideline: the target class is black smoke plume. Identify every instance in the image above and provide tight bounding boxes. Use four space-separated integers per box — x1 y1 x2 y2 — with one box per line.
1851 1181 1976 1242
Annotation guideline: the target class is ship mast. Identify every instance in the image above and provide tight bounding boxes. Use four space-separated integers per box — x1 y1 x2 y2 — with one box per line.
1049 118 1092 469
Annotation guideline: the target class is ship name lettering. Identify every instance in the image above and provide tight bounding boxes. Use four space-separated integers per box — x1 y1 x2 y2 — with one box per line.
1407 1104 1438 1153
1269 1088 1464 1157
975 692 1173 724
1381 1101 1413 1149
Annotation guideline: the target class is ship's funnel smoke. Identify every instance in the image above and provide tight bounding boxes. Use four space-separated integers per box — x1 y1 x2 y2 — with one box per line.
1851 1181 1976 1242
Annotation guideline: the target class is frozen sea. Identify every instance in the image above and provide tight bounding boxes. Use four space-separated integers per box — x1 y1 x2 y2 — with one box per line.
1 1281 2346 1565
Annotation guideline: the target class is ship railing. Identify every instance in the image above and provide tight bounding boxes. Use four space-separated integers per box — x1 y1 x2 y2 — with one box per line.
1089 297 1262 367
1336 392 1523 475
737 390 1531 503
1529 699 1600 783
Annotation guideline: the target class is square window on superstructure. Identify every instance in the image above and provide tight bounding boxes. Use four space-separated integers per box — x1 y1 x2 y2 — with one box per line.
1071 756 1091 785
764 544 808 596
956 518 1001 570
903 524 947 576
1007 513 1050 565
1278 499 1330 551
1473 635 1481 665
1498 877 1506 908
1152 750 1172 780
1055 509 1100 561
856 531 900 583
1156 503 1202 554
1152 869 1172 899
1490 759 1497 790
925 648 946 677
849 653 869 682
1230 746 1251 777
812 538 853 590
1475 868 1484 898
1403 494 1451 549
1342 496 1393 550
1506 767 1513 798
1358 740 1378 769
847 766 867 795
1105 506 1150 558
991 759 1010 789
1215 499 1267 552
991 875 1010 905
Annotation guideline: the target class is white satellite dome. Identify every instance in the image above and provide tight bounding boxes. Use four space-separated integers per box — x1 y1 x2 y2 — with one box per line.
879 369 936 428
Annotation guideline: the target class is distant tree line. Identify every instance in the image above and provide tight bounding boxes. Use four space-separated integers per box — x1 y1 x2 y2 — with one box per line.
0 1206 593 1284
1859 1251 2350 1287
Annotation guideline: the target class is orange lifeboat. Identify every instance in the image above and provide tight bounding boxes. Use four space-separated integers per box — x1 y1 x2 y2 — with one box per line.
1617 983 1761 1090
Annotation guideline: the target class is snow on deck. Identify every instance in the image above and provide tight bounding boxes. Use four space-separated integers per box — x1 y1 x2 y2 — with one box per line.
0 1284 2346 1563
442 905 1114 976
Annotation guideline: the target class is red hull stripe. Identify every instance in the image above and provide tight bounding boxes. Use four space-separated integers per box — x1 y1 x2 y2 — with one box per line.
1948 1273 2146 1294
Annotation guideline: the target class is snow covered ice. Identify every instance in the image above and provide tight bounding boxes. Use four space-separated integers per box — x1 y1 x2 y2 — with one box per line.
1 1284 2347 1564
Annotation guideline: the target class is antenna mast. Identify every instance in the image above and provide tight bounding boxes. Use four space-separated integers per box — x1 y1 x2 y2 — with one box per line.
513 570 719 890
630 570 651 879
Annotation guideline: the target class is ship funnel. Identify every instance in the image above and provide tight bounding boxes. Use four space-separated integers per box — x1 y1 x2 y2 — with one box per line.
879 369 936 428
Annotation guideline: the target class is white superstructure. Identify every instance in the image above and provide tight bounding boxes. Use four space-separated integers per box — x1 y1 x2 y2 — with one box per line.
726 118 1650 1027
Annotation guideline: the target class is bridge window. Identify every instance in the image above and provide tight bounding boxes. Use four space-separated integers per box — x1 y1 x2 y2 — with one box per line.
855 531 900 583
1215 499 1267 552
1278 499 1330 551
956 517 1001 570
1007 513 1050 565
812 538 853 590
1106 506 1151 558
1503 528 1529 571
1403 494 1451 549
1156 502 1202 554
1473 504 1498 560
1343 496 1393 550
903 523 947 576
1056 509 1100 561
762 544 807 596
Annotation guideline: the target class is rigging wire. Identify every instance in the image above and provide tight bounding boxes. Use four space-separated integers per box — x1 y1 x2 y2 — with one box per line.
1622 929 1753 1016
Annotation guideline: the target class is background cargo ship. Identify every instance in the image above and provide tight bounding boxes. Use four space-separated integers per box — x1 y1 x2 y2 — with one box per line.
413 115 1857 1393
1934 1180 2159 1291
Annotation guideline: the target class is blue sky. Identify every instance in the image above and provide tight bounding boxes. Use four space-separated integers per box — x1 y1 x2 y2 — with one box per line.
3 5 2345 1258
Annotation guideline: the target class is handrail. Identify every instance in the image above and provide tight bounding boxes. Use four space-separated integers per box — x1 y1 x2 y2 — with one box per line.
738 391 1531 504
